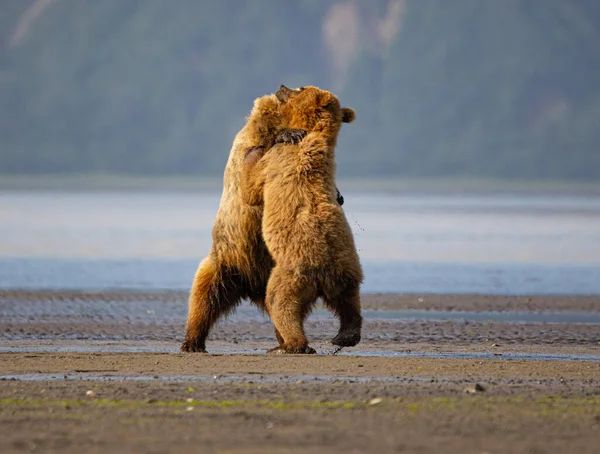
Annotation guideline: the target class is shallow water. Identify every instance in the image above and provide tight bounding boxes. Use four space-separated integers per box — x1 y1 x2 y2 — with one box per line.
2 297 599 325
2 258 600 295
364 309 600 324
1 346 598 362
0 374 433 383
1 191 600 295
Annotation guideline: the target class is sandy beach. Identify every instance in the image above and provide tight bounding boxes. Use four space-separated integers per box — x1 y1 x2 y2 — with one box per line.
1 290 599 453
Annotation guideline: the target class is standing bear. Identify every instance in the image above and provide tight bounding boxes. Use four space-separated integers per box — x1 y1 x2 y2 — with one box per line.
181 89 344 353
240 85 363 354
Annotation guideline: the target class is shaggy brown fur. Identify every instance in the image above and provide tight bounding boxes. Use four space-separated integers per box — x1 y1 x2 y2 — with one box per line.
181 90 344 353
240 86 363 354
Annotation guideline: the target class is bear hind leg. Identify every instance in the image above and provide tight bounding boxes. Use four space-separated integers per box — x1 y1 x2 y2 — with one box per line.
253 295 285 346
181 256 243 352
324 278 362 348
266 267 317 354
274 327 284 346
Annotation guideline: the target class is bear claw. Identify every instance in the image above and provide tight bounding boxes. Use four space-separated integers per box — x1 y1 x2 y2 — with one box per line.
180 341 207 353
336 188 344 206
267 345 316 355
275 129 307 145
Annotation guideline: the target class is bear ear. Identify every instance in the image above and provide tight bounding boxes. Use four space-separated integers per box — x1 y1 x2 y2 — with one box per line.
342 108 356 123
276 85 294 103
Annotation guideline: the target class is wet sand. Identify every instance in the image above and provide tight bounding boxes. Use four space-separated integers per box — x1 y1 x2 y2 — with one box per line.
1 291 599 453
3 289 600 311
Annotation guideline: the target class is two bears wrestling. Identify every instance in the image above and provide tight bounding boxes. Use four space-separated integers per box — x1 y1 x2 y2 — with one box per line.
181 85 362 355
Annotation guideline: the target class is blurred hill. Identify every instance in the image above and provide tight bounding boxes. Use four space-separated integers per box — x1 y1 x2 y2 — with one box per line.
1 0 600 181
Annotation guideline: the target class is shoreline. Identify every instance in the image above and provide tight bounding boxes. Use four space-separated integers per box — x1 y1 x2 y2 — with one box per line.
2 174 600 195
2 289 599 312
2 290 599 349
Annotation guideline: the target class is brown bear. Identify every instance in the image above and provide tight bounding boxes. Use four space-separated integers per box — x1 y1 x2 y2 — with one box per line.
181 89 344 353
240 85 363 354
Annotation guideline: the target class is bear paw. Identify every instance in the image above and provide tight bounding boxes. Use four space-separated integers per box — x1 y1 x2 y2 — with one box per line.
275 129 307 145
336 187 344 206
331 330 361 348
267 345 316 355
180 340 208 353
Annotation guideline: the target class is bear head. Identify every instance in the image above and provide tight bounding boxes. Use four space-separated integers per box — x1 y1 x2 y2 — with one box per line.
275 85 356 131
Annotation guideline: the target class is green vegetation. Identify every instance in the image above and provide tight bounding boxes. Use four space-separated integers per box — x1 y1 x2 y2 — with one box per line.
1 0 599 181
0 397 359 411
1 394 599 415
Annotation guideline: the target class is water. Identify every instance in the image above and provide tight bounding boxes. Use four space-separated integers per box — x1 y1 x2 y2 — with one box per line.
1 191 600 295
1 348 598 363
2 297 600 325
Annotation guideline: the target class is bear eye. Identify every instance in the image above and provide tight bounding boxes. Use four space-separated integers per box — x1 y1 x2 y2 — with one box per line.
299 87 305 91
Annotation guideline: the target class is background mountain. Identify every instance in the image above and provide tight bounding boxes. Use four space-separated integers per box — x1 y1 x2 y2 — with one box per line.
1 0 600 181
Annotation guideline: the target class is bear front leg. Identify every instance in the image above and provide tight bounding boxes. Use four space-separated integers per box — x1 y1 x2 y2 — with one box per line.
240 146 267 206
181 256 243 352
275 128 307 145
